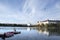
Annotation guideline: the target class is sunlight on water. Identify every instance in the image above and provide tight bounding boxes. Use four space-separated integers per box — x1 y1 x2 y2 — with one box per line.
27 27 30 31
38 30 49 36
0 27 60 40
43 31 49 35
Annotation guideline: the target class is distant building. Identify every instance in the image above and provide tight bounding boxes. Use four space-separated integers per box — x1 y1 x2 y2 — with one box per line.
37 20 60 25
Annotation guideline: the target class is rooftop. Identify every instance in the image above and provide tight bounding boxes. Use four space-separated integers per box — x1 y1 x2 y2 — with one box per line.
41 19 60 22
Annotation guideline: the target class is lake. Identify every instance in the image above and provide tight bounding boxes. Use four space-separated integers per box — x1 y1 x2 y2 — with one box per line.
0 27 60 40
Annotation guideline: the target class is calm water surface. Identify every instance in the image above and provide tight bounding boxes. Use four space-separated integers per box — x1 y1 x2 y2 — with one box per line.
0 27 60 40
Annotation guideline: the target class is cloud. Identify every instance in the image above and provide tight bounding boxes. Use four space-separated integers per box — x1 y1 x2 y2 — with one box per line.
55 2 60 9
0 0 60 24
22 0 48 22
0 2 25 23
23 0 60 23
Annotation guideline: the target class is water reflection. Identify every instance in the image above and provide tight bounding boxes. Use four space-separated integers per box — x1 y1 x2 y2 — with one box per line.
48 28 60 36
27 27 31 31
0 27 60 40
37 27 60 36
0 27 60 36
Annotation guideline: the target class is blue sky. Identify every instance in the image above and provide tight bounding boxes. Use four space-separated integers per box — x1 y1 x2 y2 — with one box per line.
0 0 60 24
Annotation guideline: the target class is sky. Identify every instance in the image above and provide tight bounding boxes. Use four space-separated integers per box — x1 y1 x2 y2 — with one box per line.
0 0 60 24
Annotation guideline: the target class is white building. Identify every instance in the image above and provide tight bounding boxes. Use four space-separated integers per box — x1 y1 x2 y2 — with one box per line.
37 20 60 25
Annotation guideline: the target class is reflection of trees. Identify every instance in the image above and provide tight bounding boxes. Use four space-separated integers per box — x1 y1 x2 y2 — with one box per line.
48 28 60 36
46 23 60 36
37 23 43 31
37 23 48 32
37 23 60 36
